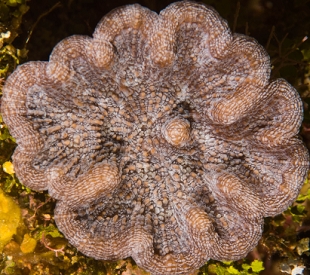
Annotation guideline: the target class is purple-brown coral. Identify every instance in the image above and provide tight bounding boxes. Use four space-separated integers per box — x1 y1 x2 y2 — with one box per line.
1 1 309 274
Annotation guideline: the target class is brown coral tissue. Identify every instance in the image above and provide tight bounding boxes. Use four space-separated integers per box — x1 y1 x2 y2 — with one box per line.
1 1 309 274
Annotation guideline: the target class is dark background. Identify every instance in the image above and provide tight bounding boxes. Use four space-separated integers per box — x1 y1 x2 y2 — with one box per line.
16 0 309 63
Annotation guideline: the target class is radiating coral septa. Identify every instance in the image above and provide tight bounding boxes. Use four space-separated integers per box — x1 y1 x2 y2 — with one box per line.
55 201 141 260
207 35 271 125
210 173 263 218
94 4 156 41
150 1 233 67
12 148 47 191
228 34 271 84
135 238 205 275
158 1 232 58
46 61 72 83
261 141 309 216
209 83 264 125
48 35 92 79
48 162 120 208
254 79 304 147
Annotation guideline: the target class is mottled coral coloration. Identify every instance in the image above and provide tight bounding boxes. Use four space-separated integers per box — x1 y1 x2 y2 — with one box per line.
1 1 309 274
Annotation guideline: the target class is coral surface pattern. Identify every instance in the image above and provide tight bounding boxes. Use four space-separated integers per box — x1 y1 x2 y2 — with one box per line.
1 1 309 274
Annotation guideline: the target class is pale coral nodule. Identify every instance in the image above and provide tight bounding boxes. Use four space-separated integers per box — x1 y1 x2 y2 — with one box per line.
162 117 191 147
1 1 309 275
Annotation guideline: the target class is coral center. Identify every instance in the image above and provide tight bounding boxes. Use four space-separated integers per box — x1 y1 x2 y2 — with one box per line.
162 117 191 147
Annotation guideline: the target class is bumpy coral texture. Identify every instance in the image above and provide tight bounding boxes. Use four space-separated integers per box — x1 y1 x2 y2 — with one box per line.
1 1 309 274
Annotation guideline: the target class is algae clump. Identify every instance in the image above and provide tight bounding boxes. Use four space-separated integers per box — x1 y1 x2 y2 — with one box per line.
2 161 15 174
20 233 37 253
0 188 21 252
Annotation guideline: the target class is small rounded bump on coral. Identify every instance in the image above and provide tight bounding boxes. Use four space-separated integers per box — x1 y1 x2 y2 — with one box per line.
151 48 176 67
162 117 191 147
86 40 114 69
46 61 72 83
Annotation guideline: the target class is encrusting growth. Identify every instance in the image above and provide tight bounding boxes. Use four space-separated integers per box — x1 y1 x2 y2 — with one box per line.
1 1 309 274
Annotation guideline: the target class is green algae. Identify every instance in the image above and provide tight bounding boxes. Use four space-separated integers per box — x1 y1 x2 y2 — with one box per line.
0 188 21 252
0 0 29 81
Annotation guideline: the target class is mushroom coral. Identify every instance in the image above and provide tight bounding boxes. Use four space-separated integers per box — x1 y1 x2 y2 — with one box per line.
1 1 309 274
